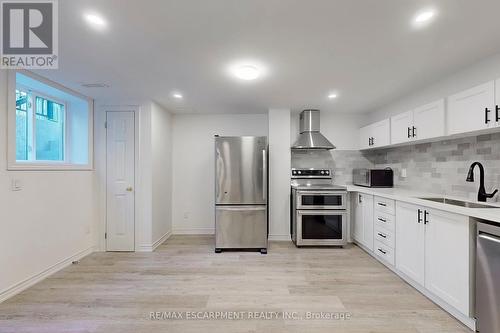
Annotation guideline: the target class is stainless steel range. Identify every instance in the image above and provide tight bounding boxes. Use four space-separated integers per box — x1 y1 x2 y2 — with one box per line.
291 168 348 247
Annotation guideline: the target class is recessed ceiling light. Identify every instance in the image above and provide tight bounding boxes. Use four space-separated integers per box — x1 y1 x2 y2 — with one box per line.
328 93 338 99
84 13 107 29
172 92 183 99
233 65 260 80
413 9 437 27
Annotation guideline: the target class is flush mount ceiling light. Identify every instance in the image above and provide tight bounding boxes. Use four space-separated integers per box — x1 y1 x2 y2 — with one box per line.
84 13 107 29
412 9 437 27
233 65 260 80
227 60 268 82
172 92 183 99
328 93 338 99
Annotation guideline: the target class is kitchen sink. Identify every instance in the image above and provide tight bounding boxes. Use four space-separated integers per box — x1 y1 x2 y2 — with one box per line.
418 197 500 209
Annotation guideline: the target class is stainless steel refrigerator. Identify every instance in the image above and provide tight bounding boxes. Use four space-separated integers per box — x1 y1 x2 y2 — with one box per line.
214 136 268 254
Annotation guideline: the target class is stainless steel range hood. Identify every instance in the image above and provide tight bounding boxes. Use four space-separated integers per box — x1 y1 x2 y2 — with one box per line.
291 109 336 150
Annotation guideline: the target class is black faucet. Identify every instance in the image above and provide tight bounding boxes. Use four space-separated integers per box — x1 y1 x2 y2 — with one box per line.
466 162 498 202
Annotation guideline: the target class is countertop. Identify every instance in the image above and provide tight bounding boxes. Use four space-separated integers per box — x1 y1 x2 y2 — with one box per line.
345 185 500 224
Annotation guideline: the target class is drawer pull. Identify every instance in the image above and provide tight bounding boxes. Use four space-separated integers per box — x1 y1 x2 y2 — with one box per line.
378 248 387 255
377 233 387 238
378 217 387 223
377 202 387 207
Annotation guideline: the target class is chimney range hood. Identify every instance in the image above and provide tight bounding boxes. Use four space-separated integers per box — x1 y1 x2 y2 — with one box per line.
291 109 336 150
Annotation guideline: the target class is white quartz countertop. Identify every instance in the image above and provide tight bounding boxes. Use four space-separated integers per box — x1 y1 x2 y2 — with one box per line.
345 185 500 224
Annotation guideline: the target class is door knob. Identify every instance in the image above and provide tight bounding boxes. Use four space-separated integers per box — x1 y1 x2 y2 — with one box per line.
126 187 133 192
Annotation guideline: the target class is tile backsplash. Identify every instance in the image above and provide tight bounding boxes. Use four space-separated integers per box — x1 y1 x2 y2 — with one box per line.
291 133 500 202
363 133 500 202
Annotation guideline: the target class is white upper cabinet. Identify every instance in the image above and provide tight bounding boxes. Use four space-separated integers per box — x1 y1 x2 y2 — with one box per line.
447 81 495 135
360 119 390 149
413 99 446 141
390 99 445 145
496 79 500 127
391 111 413 144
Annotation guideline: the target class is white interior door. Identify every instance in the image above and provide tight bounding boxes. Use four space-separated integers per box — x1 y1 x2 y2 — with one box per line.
106 111 135 251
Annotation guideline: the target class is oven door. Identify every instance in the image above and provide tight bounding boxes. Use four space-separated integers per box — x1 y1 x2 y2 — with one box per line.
296 210 347 246
296 191 347 210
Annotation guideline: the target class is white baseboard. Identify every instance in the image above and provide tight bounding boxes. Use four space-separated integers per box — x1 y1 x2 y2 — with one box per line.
0 246 95 303
268 234 291 241
137 230 173 252
173 227 215 235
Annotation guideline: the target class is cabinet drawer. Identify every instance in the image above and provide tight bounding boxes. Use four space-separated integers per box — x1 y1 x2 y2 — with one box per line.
374 227 395 248
374 211 395 232
374 240 395 266
374 196 395 215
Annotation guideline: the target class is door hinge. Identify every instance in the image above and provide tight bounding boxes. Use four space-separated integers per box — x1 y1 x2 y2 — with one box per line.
105 232 107 239
104 121 108 129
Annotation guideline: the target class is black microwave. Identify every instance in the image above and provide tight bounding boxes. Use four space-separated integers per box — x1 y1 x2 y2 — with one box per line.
353 168 394 188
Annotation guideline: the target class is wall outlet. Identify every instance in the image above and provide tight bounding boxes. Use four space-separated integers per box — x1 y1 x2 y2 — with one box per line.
11 179 22 191
401 168 407 178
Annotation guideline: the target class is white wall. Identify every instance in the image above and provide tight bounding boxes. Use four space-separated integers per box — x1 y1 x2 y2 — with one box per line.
290 111 364 150
151 102 173 244
171 114 268 234
268 109 291 241
0 71 97 301
366 52 500 124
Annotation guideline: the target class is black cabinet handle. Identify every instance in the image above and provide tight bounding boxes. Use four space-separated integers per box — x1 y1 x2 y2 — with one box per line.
424 210 429 225
485 107 491 124
378 248 387 255
377 233 387 238
377 202 387 207
378 217 387 223
496 105 499 122
417 209 422 223
407 127 411 138
412 126 417 138
359 194 362 203
371 137 375 146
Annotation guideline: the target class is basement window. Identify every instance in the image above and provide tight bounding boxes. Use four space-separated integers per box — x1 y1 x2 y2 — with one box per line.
8 71 93 170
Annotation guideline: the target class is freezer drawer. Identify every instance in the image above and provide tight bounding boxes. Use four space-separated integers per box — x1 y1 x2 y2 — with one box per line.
215 206 268 249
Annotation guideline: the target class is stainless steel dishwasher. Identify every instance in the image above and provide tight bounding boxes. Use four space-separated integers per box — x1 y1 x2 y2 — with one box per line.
476 221 500 333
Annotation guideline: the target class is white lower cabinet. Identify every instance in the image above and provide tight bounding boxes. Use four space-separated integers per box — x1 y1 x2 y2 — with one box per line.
395 202 425 285
352 193 374 251
424 209 470 315
395 201 471 316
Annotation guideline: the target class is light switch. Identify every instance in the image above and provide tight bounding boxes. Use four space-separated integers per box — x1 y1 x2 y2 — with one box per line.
11 179 22 191
401 168 407 178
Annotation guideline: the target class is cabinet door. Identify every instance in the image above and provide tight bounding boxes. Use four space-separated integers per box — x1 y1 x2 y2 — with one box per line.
352 193 364 243
390 111 413 144
424 209 470 315
413 99 445 141
447 81 495 135
395 202 425 285
362 194 374 251
496 79 500 127
359 125 372 150
371 119 390 148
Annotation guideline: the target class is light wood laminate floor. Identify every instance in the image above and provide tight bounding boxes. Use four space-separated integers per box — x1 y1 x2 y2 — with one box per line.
0 236 471 333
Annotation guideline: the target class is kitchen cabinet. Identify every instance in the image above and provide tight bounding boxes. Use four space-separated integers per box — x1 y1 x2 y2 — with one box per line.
395 202 425 285
424 209 470 315
395 201 471 316
447 81 496 135
390 99 445 145
352 193 374 251
359 119 390 149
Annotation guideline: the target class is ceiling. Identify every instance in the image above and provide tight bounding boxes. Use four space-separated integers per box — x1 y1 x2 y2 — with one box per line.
36 0 500 114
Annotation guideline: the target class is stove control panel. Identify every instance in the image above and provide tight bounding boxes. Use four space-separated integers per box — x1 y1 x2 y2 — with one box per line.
291 168 331 178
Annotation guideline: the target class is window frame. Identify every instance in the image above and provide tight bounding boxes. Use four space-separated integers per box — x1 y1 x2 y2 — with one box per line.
7 70 94 171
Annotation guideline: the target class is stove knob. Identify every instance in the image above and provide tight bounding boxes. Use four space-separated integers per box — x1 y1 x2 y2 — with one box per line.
321 171 325 175
297 171 301 174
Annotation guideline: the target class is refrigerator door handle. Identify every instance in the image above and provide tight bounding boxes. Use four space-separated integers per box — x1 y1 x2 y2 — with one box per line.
262 149 267 201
